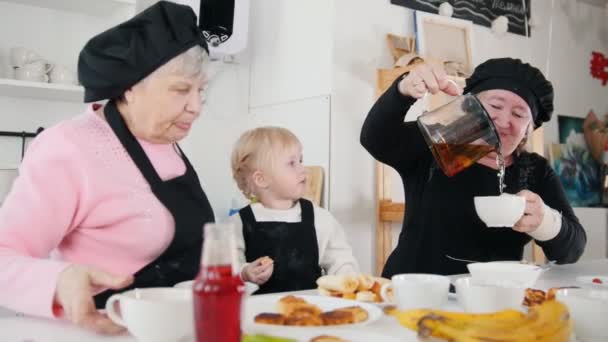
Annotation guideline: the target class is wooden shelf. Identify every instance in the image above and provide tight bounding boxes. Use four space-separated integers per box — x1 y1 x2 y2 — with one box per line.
0 78 84 102
0 0 135 16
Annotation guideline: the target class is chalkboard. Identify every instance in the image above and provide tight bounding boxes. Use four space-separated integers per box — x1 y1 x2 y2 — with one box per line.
390 0 531 36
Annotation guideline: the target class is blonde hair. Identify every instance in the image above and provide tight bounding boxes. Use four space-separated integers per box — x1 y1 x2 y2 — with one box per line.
231 126 301 198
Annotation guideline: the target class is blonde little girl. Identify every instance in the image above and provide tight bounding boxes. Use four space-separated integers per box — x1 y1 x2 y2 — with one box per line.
230 126 359 294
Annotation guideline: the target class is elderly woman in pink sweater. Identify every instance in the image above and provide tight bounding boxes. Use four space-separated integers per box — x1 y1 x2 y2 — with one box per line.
0 1 214 334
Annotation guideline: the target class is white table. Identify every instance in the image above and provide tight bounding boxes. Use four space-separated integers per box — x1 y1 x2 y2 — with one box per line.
1 259 606 342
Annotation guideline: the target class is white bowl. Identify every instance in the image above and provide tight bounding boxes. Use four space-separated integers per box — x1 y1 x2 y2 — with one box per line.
555 288 608 341
455 277 526 313
474 194 525 227
174 280 259 295
386 273 451 310
467 261 542 288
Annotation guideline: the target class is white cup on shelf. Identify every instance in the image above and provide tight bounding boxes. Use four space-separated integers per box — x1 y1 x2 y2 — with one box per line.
14 64 49 83
49 65 76 85
10 46 43 68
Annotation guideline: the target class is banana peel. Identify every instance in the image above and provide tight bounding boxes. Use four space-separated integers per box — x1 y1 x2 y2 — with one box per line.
386 300 572 342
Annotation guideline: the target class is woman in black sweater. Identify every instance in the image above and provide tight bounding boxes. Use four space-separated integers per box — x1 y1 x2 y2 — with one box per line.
361 58 586 277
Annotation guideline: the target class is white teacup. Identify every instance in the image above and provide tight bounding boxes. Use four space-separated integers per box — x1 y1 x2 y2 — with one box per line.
25 60 53 73
105 288 194 342
474 193 526 227
10 47 43 67
49 65 76 85
380 273 450 310
455 277 526 313
14 65 49 82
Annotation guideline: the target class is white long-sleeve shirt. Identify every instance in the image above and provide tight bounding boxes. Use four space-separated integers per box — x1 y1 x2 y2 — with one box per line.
229 202 359 275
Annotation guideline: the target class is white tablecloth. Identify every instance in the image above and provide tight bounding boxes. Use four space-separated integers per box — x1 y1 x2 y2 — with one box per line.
1 259 606 341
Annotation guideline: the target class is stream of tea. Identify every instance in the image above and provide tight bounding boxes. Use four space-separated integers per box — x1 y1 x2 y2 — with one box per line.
496 151 505 194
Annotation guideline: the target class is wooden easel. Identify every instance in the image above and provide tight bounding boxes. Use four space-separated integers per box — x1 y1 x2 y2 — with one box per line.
373 68 545 275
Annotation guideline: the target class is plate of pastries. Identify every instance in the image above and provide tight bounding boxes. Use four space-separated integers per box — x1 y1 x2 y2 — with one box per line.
315 274 393 304
244 295 383 328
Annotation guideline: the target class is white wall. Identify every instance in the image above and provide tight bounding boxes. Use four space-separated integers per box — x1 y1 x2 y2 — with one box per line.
1 0 606 276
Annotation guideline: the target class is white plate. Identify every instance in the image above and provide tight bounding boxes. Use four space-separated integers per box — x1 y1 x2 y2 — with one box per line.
244 329 411 342
576 275 608 288
174 280 260 295
243 294 383 330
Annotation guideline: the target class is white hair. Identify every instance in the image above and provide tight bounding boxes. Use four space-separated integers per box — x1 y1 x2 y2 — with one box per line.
146 45 210 80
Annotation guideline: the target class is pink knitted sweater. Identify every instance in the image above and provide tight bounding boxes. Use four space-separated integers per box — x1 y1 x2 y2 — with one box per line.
0 104 187 318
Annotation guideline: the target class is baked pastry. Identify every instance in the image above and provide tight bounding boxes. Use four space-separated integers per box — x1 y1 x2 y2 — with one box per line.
356 274 374 291
284 312 323 326
320 310 355 325
277 295 310 315
317 274 391 302
316 275 359 294
523 288 547 307
260 256 273 266
253 313 285 325
335 306 368 323
355 290 376 302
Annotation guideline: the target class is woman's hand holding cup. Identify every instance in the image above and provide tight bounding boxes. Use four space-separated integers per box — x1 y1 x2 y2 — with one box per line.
54 264 133 335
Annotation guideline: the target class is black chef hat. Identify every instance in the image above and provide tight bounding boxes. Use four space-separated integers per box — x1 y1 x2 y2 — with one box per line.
464 58 554 128
78 1 208 103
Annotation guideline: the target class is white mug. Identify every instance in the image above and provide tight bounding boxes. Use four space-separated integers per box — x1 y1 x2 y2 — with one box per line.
14 66 49 82
105 288 194 342
380 273 450 310
25 60 53 74
49 65 76 85
10 47 43 67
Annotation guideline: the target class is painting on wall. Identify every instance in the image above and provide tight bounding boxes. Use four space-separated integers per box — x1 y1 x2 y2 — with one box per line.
415 11 474 75
549 116 602 207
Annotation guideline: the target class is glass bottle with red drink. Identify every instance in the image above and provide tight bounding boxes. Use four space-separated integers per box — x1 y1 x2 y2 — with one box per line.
193 223 244 342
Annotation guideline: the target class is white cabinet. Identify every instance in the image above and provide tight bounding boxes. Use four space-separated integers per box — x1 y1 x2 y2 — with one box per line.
0 0 135 102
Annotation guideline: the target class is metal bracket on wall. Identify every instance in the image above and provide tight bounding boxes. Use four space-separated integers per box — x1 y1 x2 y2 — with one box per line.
0 127 44 159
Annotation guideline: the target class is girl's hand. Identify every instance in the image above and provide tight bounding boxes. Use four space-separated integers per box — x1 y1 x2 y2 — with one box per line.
242 256 274 284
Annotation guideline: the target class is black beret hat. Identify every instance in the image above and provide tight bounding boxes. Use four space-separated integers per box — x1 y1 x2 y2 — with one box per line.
464 58 554 129
78 1 208 102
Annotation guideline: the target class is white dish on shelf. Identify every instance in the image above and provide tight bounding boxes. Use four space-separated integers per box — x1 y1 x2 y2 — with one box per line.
0 77 83 102
242 294 383 330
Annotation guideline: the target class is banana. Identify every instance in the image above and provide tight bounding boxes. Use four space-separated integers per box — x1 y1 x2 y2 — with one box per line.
387 299 572 342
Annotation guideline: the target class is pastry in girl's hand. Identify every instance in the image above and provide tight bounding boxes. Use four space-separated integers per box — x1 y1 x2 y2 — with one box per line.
259 256 273 266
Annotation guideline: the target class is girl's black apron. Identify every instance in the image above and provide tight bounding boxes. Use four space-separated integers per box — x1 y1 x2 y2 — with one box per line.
240 199 322 294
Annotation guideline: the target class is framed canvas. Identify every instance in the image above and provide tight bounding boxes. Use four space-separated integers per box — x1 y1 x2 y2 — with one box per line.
415 11 474 75
549 141 601 207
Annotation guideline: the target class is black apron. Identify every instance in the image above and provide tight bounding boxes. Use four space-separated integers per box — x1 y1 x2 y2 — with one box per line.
240 199 322 294
94 101 215 308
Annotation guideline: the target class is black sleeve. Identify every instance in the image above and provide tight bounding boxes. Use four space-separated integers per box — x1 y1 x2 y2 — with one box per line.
360 74 430 171
534 159 587 264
